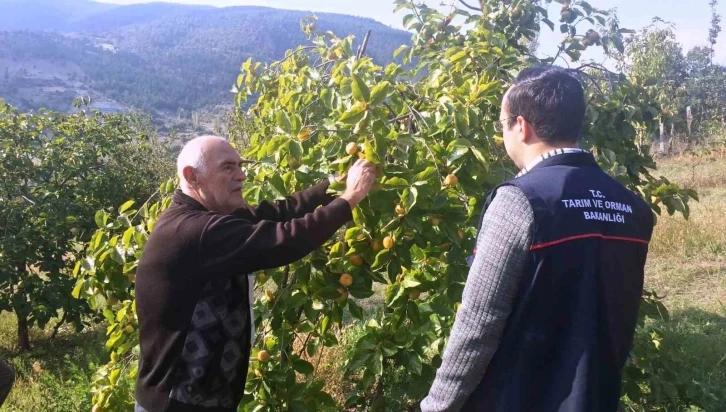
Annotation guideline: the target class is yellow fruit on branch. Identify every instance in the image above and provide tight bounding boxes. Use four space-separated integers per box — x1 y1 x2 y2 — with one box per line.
408 290 421 300
124 325 134 333
444 174 458 186
265 290 274 300
372 240 383 252
383 236 394 249
395 205 406 216
297 127 313 141
429 216 440 226
257 350 270 362
346 142 358 155
350 255 363 266
339 273 353 287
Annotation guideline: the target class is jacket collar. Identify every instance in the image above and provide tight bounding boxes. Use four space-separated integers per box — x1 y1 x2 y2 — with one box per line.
516 150 597 178
173 190 209 211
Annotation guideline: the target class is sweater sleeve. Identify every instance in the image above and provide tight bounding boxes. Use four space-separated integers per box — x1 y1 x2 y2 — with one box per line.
199 197 352 277
231 180 335 223
420 186 534 412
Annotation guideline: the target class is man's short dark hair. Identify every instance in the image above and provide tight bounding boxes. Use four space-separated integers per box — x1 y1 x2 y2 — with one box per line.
505 66 585 144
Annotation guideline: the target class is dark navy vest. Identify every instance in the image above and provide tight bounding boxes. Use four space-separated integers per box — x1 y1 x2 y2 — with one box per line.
463 152 654 412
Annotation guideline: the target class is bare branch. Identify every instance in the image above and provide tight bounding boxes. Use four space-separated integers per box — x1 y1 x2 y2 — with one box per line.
458 0 482 11
356 30 372 60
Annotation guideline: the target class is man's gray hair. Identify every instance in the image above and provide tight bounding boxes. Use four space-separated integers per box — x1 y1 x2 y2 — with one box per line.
177 135 228 188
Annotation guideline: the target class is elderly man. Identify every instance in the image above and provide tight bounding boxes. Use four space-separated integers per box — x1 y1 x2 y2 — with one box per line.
422 66 654 411
134 135 375 412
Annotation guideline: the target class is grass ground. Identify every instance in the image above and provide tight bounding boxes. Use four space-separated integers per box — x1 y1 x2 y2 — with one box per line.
636 150 726 410
0 315 106 411
1 152 724 411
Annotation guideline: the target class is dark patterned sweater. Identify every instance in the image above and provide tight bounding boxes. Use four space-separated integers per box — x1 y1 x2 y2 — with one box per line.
134 181 352 412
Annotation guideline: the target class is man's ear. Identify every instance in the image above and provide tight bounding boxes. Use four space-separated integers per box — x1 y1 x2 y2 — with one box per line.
182 166 198 187
516 116 530 143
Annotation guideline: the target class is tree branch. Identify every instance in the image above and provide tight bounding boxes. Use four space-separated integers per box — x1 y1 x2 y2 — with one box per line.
356 30 372 60
458 0 482 11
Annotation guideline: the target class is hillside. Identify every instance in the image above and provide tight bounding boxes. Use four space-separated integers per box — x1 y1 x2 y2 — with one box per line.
0 1 411 117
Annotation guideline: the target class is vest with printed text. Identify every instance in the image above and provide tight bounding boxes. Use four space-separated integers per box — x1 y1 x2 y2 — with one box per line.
463 152 654 412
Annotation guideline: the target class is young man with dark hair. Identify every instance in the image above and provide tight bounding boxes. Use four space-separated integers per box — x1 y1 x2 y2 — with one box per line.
421 66 654 411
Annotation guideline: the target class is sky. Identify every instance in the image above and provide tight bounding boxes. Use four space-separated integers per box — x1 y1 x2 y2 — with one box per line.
97 0 726 66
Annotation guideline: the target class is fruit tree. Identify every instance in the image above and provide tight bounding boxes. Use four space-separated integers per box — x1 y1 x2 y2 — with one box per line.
75 0 697 410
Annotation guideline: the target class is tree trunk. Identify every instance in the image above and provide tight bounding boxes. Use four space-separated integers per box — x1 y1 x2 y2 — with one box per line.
659 121 667 153
17 312 30 352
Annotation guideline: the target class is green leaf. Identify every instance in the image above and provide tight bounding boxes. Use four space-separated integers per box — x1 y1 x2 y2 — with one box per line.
364 137 380 164
95 210 107 229
351 74 371 102
276 110 293 133
447 146 469 165
289 141 303 161
401 187 417 211
291 358 314 375
338 105 366 125
393 45 409 58
269 174 287 197
71 280 84 299
407 301 421 325
122 227 135 247
383 177 410 189
406 353 422 375
402 278 421 289
368 349 383 375
449 50 468 64
352 206 366 227
385 283 407 307
348 300 364 319
580 1 593 14
369 81 390 106
316 392 336 407
542 18 555 31
371 249 391 270
413 167 438 185
345 349 371 373
381 341 398 357
118 200 135 214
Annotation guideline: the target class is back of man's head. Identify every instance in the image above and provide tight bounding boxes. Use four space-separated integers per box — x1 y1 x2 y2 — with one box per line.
505 66 586 144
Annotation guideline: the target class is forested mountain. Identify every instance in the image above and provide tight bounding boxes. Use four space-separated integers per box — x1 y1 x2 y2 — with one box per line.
0 1 411 115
